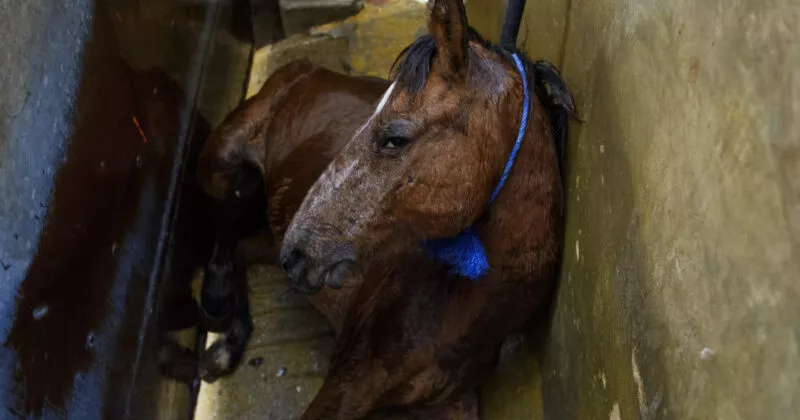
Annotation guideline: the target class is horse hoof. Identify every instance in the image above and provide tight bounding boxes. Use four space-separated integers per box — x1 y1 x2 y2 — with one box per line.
198 340 237 383
156 339 199 383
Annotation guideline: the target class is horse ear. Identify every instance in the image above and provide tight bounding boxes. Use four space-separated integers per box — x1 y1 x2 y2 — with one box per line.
428 0 469 80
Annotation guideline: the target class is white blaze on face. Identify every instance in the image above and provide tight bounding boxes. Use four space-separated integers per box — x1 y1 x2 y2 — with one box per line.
332 158 360 190
375 81 397 115
305 82 398 215
354 81 397 138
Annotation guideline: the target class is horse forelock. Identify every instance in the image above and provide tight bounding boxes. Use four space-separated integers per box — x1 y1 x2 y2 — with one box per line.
389 27 573 174
391 27 517 95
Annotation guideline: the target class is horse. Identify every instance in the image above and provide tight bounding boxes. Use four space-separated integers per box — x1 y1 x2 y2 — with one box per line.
185 54 484 419
279 0 573 417
179 0 572 417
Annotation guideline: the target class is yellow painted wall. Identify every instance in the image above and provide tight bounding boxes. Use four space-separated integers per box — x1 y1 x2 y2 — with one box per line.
467 0 800 418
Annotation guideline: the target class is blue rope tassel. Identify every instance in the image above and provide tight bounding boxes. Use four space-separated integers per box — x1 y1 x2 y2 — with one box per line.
423 54 531 280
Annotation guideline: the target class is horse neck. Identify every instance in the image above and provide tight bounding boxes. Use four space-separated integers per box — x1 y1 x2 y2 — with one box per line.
476 95 564 280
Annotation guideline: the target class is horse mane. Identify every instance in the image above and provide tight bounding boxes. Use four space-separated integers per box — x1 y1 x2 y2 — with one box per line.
388 27 574 165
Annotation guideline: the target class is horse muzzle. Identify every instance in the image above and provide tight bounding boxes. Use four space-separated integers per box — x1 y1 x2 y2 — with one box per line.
280 237 357 295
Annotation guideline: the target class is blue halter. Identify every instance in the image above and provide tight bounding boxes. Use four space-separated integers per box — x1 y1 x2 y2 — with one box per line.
423 54 531 280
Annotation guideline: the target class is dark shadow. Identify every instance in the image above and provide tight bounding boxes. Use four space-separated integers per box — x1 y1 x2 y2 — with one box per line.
536 50 673 420
0 0 239 417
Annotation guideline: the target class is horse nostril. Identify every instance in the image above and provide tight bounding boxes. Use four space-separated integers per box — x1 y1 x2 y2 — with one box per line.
281 248 308 278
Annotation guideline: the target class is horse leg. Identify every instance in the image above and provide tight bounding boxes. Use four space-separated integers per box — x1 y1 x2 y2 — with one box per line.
193 169 259 381
194 138 261 379
303 379 479 420
307 287 359 336
198 265 253 382
200 196 241 331
431 392 480 420
196 122 263 331
156 333 200 383
154 268 202 382
365 392 479 420
155 178 216 382
301 375 374 420
299 361 419 420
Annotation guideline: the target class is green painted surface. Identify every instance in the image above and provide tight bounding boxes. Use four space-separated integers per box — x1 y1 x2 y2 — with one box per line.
468 0 800 418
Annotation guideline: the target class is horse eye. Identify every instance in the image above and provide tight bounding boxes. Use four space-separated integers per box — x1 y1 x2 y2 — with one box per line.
376 120 414 155
382 136 410 150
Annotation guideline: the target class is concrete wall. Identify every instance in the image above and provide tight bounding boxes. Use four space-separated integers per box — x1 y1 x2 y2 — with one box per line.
467 0 800 419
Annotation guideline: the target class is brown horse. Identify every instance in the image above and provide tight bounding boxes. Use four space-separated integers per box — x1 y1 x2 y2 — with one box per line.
280 0 573 418
188 54 484 419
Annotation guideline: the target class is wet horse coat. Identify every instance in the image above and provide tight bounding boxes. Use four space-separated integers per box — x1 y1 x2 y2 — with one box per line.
281 0 573 417
189 58 488 419
186 0 573 417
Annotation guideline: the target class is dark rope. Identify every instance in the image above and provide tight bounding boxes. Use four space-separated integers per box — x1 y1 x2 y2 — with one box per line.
499 0 527 50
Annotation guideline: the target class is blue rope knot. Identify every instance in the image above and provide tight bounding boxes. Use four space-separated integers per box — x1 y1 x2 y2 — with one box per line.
423 54 531 280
